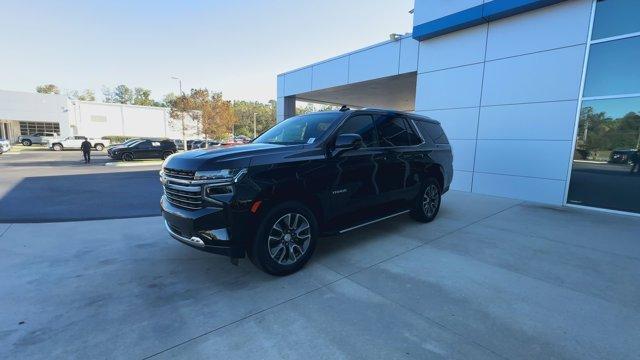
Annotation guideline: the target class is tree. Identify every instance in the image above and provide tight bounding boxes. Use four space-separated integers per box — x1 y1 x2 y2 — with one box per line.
36 84 60 94
132 87 154 106
202 92 237 141
68 89 96 101
231 100 276 138
103 84 133 104
167 93 195 151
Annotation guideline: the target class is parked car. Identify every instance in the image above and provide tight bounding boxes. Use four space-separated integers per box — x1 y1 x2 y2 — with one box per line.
18 132 58 146
0 138 10 154
47 136 110 151
160 109 453 275
609 149 636 164
174 139 201 150
109 139 176 161
195 140 221 149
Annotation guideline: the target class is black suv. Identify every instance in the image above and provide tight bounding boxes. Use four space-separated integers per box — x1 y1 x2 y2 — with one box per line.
109 139 176 161
160 109 453 275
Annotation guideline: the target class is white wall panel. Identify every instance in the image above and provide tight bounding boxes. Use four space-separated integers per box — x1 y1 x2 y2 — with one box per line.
473 172 566 205
312 57 349 90
486 0 592 61
418 108 479 140
449 139 476 172
451 170 473 191
415 63 483 110
348 42 400 84
474 140 572 180
399 37 419 74
283 67 312 96
478 101 578 140
413 0 483 26
418 24 487 73
481 45 585 106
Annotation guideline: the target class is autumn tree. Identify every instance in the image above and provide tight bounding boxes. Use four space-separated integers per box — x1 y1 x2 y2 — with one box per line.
36 84 60 94
202 92 237 141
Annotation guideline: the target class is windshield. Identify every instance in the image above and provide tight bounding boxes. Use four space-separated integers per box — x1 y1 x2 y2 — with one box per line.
253 112 342 145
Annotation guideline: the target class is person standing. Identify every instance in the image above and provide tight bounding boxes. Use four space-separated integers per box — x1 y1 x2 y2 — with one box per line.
80 138 92 164
631 149 640 174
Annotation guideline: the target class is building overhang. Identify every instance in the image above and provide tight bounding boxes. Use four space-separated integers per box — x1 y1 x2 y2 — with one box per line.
412 0 568 41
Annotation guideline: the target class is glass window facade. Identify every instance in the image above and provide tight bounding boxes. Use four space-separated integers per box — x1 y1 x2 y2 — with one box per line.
591 0 640 40
19 121 60 136
583 36 640 97
568 0 640 214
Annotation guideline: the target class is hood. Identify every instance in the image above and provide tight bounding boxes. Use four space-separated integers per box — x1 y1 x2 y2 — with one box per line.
163 143 303 171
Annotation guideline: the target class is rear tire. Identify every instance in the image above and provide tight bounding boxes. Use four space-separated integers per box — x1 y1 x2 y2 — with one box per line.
250 202 318 276
22 139 32 146
410 177 441 223
161 151 173 160
94 144 104 151
122 153 134 162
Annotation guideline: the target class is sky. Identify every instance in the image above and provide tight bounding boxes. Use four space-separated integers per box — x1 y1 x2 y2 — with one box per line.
0 0 414 103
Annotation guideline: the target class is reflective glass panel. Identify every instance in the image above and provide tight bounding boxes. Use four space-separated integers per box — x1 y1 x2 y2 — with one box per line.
583 36 640 97
567 97 640 213
592 0 640 40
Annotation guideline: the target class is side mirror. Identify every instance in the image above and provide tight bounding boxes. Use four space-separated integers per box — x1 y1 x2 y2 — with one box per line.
333 133 363 155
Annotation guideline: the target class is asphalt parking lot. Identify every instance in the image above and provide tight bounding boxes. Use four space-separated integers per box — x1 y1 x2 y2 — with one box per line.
0 150 162 222
1 186 640 359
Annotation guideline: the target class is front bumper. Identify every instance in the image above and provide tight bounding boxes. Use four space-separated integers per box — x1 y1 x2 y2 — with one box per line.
160 196 250 258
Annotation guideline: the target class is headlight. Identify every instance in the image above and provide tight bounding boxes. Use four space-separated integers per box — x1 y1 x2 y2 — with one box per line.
194 168 247 183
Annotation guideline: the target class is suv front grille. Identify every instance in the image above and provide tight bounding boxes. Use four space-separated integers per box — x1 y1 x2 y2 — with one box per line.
162 168 203 210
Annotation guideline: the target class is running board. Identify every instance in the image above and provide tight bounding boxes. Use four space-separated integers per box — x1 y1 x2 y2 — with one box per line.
338 210 410 234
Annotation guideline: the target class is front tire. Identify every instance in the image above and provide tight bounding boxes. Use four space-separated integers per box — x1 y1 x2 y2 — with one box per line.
122 153 134 162
410 178 441 223
161 151 173 160
250 202 318 276
52 144 63 151
22 139 32 146
94 144 104 151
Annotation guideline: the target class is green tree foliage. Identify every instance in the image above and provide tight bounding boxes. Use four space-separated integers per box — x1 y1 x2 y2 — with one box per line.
132 87 155 106
231 100 276 138
36 84 60 94
68 89 96 101
578 106 640 153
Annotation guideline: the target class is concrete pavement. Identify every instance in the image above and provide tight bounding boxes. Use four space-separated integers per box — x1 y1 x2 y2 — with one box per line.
1 191 640 359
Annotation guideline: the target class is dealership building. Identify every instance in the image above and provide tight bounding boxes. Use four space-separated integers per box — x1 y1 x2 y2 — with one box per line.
0 90 199 143
276 0 640 215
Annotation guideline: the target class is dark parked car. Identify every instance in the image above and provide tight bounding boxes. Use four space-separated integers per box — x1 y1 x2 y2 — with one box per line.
109 139 176 161
609 149 636 164
160 109 453 275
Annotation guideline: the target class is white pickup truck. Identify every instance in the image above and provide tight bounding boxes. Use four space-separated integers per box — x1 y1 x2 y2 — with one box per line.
47 136 110 151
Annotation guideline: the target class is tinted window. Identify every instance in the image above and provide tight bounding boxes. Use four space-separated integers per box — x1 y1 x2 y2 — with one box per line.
415 121 449 144
377 116 412 147
336 115 378 147
583 36 640 97
136 140 152 149
592 0 640 40
405 120 422 145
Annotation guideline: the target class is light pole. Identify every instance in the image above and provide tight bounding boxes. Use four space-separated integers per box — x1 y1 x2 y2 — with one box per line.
253 112 257 139
171 76 187 151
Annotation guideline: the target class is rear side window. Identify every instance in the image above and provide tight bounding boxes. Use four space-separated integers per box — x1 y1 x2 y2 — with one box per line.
377 116 411 147
415 120 449 144
337 114 378 147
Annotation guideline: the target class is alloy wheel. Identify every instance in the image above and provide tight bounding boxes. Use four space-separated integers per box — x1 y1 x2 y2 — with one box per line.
267 212 311 265
422 184 440 218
